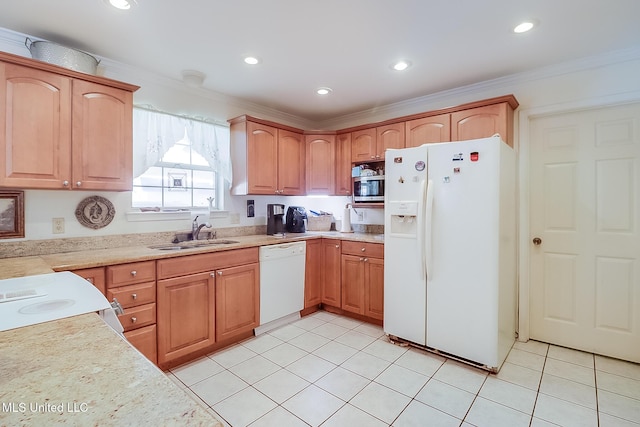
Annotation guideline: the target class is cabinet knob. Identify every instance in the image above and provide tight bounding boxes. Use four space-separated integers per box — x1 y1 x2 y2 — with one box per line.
86 278 94 284
62 180 69 187
130 270 137 277
131 317 137 323
361 247 366 252
370 156 376 159
364 258 369 262
210 272 216 278
359 257 364 261
335 244 340 248
131 293 137 300
218 271 223 276
76 181 82 187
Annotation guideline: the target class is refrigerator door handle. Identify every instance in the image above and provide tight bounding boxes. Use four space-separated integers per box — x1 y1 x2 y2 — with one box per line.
417 179 427 279
425 179 434 280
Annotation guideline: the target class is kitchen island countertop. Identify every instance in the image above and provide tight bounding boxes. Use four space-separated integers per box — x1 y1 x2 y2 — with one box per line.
0 313 222 426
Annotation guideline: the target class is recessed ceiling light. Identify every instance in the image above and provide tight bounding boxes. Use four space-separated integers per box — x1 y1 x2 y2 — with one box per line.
513 21 535 33
244 56 260 65
316 87 332 95
105 0 136 10
392 60 411 71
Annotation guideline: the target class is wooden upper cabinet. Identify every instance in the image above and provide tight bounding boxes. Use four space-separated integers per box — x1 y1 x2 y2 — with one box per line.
0 63 72 189
246 121 279 194
229 116 304 195
278 129 305 195
376 123 405 157
305 134 335 195
405 113 451 148
335 133 352 196
351 128 377 162
72 80 133 191
451 102 514 147
0 52 138 190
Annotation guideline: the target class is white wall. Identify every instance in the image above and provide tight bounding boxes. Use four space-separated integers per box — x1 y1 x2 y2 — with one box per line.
2 27 640 241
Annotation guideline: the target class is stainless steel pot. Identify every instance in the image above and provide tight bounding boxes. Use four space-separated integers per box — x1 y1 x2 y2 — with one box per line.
25 37 99 75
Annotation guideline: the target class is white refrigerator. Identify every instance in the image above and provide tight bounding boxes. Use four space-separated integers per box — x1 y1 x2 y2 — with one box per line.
383 136 516 372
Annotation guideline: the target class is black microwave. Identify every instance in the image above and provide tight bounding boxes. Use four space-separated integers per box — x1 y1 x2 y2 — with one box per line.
353 175 385 202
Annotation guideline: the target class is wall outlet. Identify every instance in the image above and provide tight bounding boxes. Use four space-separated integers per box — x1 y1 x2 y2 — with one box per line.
52 218 65 234
357 211 365 222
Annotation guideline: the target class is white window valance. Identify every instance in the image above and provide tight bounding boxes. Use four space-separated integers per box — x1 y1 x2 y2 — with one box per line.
132 107 232 185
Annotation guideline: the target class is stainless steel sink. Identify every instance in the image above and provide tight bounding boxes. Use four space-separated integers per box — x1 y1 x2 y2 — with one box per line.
149 240 239 250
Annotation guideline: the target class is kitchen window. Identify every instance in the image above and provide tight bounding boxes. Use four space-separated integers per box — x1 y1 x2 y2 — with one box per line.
131 108 231 211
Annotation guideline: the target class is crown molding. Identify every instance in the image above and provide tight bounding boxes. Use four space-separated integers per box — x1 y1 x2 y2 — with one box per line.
2 26 639 130
317 46 640 130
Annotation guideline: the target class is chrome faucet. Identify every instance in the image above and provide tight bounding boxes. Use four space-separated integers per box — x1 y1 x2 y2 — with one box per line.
192 215 212 240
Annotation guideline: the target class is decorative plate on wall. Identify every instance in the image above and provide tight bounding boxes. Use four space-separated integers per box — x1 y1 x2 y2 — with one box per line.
75 196 115 229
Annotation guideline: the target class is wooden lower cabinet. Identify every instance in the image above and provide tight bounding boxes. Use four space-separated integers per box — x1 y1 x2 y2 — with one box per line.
364 258 384 320
71 267 106 295
321 239 342 307
157 271 216 366
304 239 322 308
340 241 384 321
156 247 260 368
215 263 260 342
125 324 157 364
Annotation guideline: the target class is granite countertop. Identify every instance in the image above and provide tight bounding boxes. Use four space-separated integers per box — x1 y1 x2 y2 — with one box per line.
0 313 222 426
0 232 384 279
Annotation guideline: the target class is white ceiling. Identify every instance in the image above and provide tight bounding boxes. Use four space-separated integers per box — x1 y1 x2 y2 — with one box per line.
1 0 639 123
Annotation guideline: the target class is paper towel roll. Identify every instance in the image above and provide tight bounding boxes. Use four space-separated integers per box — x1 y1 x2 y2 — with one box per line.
340 208 353 233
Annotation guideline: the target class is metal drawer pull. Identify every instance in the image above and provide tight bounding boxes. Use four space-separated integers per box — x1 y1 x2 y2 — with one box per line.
130 270 137 277
131 293 137 300
361 247 366 252
131 317 137 323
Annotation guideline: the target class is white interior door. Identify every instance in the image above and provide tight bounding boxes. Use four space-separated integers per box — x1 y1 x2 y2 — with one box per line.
529 102 640 363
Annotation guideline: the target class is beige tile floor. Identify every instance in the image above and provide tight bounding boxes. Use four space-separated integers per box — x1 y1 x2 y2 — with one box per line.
166 310 640 427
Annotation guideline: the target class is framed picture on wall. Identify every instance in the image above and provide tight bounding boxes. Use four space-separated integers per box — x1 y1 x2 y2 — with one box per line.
0 190 25 239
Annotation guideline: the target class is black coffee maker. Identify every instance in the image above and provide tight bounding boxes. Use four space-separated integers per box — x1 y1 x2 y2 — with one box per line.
285 206 307 233
266 204 285 235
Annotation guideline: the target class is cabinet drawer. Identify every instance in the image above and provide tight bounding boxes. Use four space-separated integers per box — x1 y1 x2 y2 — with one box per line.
118 303 156 332
341 241 384 258
107 261 156 287
107 281 156 309
124 324 157 364
157 247 259 279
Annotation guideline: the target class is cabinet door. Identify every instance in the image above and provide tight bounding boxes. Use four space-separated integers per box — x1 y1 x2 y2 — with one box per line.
72 267 106 295
247 121 278 194
0 63 72 189
322 239 341 307
305 134 335 195
215 263 260 341
335 133 352 196
71 79 133 190
405 113 451 147
277 129 305 195
451 103 512 146
365 257 384 320
351 128 377 163
304 239 322 308
376 123 405 157
157 272 215 365
341 254 365 315
125 324 157 365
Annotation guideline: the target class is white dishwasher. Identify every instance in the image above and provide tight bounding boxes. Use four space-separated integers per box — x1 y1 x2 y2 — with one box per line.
255 241 306 335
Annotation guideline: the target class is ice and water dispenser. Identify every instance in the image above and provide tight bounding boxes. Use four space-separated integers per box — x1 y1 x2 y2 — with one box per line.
387 201 419 237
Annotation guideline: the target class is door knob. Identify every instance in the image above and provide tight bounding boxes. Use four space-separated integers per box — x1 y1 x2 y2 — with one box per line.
532 237 542 245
